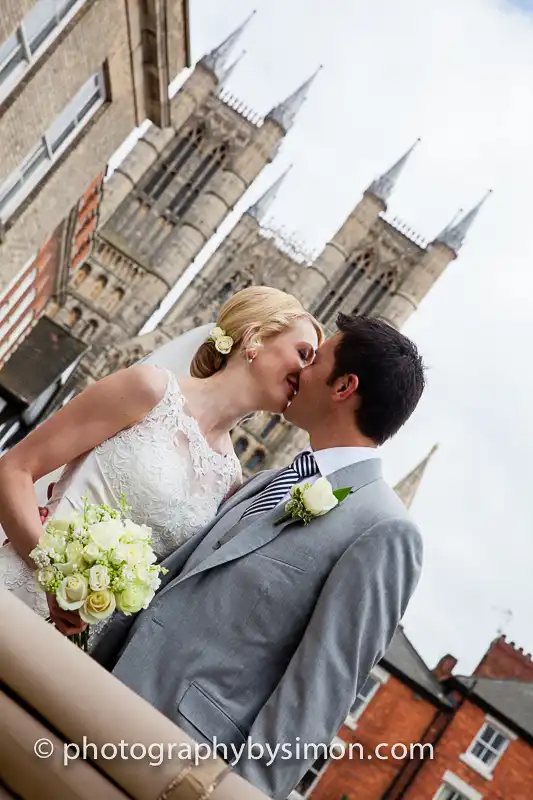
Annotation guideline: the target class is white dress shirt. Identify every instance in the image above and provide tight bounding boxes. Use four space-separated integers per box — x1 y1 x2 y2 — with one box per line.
282 446 377 501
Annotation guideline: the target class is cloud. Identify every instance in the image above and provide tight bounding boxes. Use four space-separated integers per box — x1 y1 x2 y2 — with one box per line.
180 0 533 672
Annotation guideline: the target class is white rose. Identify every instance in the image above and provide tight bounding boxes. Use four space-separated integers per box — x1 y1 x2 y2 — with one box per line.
135 564 162 590
66 510 85 530
116 582 154 615
89 564 110 591
83 542 101 564
300 477 339 517
79 590 116 624
121 520 152 544
110 542 146 567
39 532 67 556
58 541 85 576
88 519 123 550
56 574 89 611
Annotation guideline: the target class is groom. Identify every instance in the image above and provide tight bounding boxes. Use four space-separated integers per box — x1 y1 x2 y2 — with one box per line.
91 313 425 800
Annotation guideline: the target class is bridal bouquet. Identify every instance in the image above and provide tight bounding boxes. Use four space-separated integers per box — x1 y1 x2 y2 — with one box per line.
29 496 166 650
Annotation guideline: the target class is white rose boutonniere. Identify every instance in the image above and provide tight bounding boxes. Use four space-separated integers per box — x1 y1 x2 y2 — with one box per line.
274 477 352 526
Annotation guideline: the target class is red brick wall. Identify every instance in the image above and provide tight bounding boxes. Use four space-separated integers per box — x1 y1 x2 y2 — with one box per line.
310 676 439 800
404 698 533 799
474 636 533 682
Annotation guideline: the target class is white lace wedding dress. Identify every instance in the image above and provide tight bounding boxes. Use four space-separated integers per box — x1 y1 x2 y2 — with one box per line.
0 367 241 619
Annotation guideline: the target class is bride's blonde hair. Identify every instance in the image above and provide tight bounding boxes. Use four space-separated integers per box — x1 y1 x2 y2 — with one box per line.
190 286 324 379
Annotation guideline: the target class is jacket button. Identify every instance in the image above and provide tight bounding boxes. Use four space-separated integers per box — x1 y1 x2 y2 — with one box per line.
213 541 221 549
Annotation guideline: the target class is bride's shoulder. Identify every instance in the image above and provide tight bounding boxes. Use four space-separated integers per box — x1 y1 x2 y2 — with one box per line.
119 364 171 408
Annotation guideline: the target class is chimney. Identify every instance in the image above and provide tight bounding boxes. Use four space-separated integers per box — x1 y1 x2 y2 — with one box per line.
432 654 458 681
474 635 533 681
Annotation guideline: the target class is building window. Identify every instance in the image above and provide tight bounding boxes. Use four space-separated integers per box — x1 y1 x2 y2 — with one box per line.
168 142 228 219
0 1 88 105
73 263 92 287
435 787 470 800
432 770 482 800
245 449 265 472
65 306 82 328
460 718 512 778
344 665 389 730
289 738 346 799
0 67 106 223
141 126 206 202
107 286 125 311
81 319 98 341
90 274 108 300
314 248 375 322
234 436 249 456
261 415 280 439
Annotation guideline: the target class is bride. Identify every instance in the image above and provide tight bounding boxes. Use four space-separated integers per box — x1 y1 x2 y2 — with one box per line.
0 286 322 635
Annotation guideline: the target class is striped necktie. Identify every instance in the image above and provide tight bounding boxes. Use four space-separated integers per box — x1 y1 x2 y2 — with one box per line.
241 451 319 521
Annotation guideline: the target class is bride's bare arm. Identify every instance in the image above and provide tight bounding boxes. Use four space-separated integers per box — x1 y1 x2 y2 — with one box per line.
0 365 168 564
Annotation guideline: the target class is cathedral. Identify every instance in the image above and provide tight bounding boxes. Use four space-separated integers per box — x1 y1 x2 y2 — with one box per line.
46 14 487 476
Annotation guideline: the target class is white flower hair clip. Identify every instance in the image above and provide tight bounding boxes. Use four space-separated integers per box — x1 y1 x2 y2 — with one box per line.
209 326 234 355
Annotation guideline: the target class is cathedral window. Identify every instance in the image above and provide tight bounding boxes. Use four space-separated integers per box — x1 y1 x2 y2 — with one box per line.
65 306 82 329
73 263 91 287
168 142 228 219
353 268 397 317
261 415 280 439
107 286 125 311
246 449 266 473
141 125 206 203
81 319 98 341
90 274 108 300
234 436 249 456
315 248 375 323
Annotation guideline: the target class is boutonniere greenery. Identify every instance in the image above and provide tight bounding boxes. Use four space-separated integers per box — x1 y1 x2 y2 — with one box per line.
274 477 352 526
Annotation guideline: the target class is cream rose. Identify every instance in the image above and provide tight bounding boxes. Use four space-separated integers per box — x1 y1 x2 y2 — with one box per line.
37 566 60 591
214 334 233 355
82 542 101 564
88 519 123 550
116 582 154 615
56 574 89 611
79 590 116 624
300 477 339 517
89 564 110 591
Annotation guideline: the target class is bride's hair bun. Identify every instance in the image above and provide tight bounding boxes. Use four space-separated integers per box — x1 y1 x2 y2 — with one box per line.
190 286 324 379
190 340 225 379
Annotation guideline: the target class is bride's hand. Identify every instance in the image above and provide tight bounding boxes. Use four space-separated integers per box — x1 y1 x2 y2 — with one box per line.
47 594 87 636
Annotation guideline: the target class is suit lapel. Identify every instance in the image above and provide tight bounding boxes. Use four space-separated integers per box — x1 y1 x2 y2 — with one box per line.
163 457 383 591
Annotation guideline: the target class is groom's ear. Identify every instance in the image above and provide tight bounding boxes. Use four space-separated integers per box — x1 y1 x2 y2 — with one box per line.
332 373 359 402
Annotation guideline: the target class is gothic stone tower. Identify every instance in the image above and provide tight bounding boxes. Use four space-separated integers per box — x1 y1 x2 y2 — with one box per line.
49 14 313 386
107 140 488 477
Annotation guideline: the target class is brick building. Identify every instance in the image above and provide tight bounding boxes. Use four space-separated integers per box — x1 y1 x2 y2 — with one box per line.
292 634 533 800
0 174 103 371
0 175 103 450
0 0 191 303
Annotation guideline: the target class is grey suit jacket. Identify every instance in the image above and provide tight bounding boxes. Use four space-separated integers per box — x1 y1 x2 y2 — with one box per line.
92 458 423 800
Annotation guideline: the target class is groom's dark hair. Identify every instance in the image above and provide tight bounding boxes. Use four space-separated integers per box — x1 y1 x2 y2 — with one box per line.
328 313 426 445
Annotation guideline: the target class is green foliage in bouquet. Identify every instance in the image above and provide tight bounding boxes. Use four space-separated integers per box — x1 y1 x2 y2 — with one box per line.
31 495 166 651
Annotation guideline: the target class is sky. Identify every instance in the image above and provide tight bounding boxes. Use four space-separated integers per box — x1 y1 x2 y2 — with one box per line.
110 0 533 675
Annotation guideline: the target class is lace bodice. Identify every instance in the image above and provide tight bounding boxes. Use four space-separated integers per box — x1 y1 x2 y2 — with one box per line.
0 367 241 620
93 368 241 557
